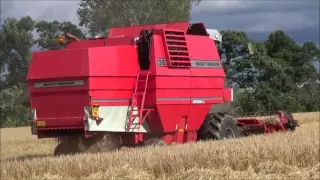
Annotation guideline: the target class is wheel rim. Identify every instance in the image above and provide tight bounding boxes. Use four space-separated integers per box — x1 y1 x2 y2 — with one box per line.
224 128 235 139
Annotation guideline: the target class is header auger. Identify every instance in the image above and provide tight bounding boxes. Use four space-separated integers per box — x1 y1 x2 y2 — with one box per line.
26 21 298 156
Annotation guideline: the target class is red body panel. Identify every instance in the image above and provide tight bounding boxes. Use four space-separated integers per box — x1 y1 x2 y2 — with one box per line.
87 46 139 106
145 34 226 133
27 45 139 131
27 21 235 144
30 87 88 128
108 21 190 37
66 39 106 49
27 49 90 131
27 49 90 80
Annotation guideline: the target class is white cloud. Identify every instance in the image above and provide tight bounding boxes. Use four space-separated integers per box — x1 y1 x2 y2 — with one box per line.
1 1 80 24
1 0 319 34
191 0 319 32
244 11 317 32
192 0 250 13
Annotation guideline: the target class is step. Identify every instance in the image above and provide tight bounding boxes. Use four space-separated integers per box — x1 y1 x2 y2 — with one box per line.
129 109 154 116
139 71 150 75
134 92 145 95
137 80 147 82
128 123 141 129
142 108 155 112
130 121 142 125
137 77 147 81
128 126 141 131
129 111 139 115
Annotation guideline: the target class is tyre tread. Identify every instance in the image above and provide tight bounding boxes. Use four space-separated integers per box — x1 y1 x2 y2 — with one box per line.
198 112 239 141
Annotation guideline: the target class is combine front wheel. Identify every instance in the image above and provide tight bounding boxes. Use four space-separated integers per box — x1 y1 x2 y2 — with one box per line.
284 112 299 131
198 112 240 140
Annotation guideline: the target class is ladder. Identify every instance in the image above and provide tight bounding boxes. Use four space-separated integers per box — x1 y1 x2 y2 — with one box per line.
161 29 191 67
128 71 152 131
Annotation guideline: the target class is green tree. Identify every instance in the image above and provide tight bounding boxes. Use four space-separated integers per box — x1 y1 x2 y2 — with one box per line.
16 20 86 109
0 16 35 87
77 0 201 37
224 29 320 113
0 86 30 128
264 31 319 111
35 20 86 50
0 16 35 127
217 30 260 91
265 31 318 86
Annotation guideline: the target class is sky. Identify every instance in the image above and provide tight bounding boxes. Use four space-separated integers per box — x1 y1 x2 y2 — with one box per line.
1 0 319 44
1 0 319 69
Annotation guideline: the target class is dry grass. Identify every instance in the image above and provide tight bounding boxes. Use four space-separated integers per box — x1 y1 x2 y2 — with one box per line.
1 112 319 180
292 112 319 125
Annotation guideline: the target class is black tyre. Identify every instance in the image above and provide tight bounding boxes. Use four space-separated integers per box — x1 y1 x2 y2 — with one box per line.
284 112 299 131
53 138 81 156
145 138 167 146
81 133 121 153
198 112 240 140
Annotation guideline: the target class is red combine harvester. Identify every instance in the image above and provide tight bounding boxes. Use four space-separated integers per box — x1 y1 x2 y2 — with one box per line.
26 21 298 155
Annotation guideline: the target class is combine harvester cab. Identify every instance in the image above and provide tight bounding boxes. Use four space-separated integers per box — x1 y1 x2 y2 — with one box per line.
27 21 298 156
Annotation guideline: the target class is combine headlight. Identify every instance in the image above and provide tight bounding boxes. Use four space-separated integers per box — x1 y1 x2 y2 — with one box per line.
58 35 65 44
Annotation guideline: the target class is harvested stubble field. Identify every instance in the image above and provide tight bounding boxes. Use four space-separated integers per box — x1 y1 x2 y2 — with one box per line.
1 112 319 180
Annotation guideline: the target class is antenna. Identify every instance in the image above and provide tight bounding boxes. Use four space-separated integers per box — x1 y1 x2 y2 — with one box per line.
248 42 255 55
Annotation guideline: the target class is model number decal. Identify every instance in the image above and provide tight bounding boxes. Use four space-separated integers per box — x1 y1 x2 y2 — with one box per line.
157 58 167 67
34 80 84 88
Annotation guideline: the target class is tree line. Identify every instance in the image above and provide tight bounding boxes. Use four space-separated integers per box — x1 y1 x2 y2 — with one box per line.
0 0 319 127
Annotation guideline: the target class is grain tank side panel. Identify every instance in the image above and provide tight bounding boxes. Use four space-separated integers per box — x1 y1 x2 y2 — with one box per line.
149 34 191 133
27 49 90 80
186 35 227 131
87 45 139 77
27 49 90 133
84 45 151 132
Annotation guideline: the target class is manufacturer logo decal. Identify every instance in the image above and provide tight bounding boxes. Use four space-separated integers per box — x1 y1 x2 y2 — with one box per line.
34 80 84 88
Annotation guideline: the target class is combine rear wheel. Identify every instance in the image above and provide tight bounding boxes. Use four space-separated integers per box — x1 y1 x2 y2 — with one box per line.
145 138 167 147
198 112 240 140
80 133 121 153
54 137 81 156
